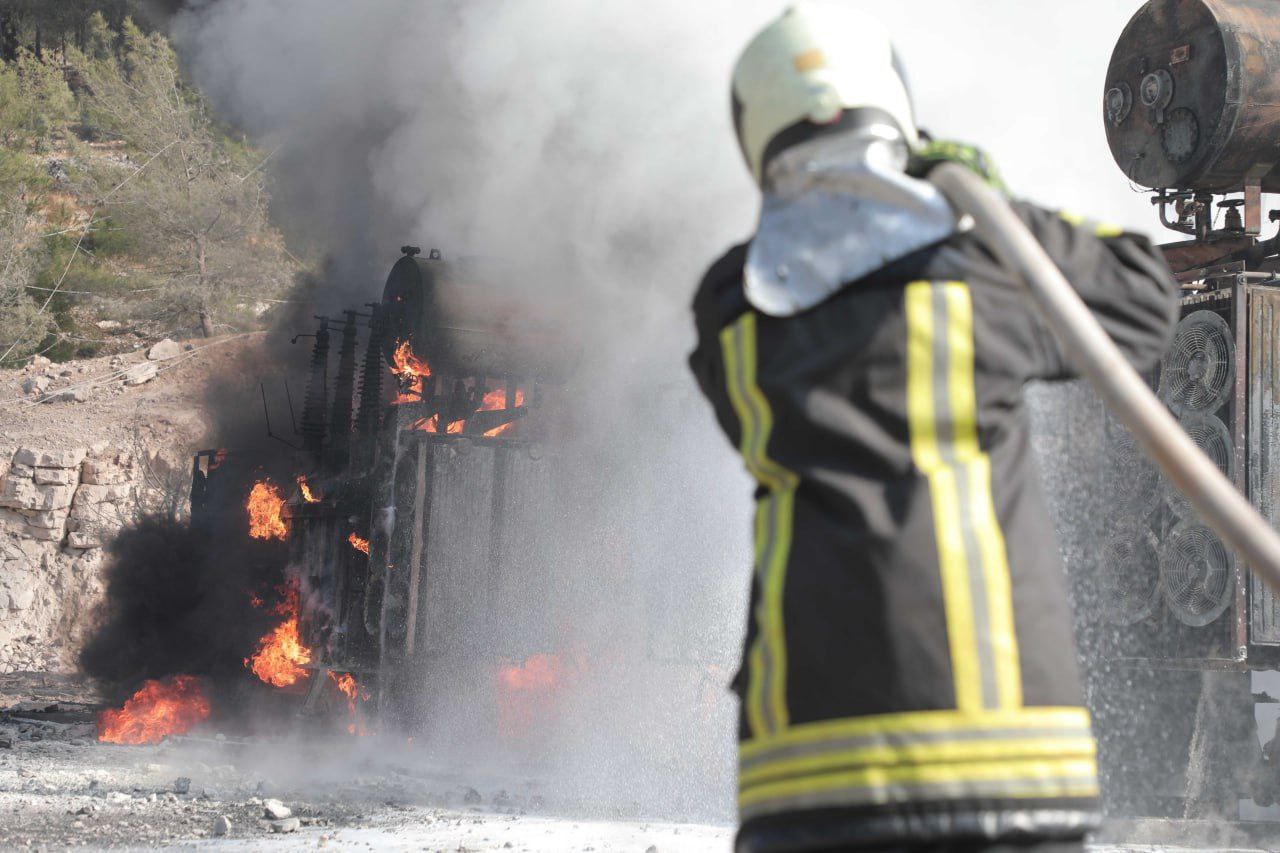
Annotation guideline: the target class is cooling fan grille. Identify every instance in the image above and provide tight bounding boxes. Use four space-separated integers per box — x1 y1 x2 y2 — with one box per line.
1164 412 1234 517
1159 521 1234 627
1104 420 1161 519
1159 310 1234 415
1100 519 1161 625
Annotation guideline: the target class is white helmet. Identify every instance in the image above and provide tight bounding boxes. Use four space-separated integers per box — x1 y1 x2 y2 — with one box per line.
731 3 919 187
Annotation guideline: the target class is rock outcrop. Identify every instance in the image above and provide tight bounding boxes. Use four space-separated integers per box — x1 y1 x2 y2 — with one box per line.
0 444 142 672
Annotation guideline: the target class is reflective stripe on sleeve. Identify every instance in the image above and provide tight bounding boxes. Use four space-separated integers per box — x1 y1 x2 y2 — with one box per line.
720 312 798 737
905 281 1022 711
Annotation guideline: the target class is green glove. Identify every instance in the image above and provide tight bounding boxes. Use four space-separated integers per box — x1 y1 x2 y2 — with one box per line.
908 139 1007 194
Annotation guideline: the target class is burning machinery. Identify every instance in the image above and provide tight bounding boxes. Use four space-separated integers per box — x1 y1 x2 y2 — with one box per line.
189 247 569 738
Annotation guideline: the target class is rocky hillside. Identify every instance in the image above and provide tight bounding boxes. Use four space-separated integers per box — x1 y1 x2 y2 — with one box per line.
0 8 297 368
0 332 264 673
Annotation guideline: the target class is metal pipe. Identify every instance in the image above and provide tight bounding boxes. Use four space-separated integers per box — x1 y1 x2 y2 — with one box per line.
929 163 1280 592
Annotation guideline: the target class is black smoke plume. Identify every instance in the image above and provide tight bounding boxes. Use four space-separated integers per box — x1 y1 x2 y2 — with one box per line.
79 490 291 709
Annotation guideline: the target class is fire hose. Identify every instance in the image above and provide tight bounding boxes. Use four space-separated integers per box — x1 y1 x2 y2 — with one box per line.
929 163 1280 594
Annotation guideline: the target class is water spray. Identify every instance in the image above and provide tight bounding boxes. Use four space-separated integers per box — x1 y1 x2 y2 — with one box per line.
931 162 1280 591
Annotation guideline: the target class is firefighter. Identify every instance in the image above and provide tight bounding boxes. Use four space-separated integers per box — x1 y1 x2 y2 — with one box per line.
689 5 1179 852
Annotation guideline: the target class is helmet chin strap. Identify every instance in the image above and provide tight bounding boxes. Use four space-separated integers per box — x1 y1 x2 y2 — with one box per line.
744 126 956 318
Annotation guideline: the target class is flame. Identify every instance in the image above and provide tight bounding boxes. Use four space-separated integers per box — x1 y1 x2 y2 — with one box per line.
245 581 312 688
297 476 320 503
406 383 525 436
483 388 527 438
328 672 371 736
348 533 370 555
247 481 288 540
499 653 560 692
391 340 431 404
497 654 563 741
97 676 211 745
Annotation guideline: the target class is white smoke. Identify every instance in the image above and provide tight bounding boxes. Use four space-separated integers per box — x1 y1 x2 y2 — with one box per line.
170 0 1161 823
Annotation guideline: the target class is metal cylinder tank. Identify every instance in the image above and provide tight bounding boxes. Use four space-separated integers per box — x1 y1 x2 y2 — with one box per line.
379 252 575 381
1105 0 1280 192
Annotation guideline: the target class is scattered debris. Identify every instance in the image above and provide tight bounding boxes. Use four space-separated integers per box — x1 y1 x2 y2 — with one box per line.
146 339 181 361
47 387 89 404
262 799 292 820
270 817 301 833
123 362 157 386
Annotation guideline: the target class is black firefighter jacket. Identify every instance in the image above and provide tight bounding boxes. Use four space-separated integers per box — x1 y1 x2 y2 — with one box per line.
689 202 1179 852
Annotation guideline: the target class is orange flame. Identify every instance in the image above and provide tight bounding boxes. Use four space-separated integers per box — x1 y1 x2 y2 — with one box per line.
297 476 320 504
328 672 371 736
247 481 288 540
483 388 527 437
405 383 525 436
499 653 560 692
348 533 370 555
245 582 312 688
391 340 432 404
97 676 211 745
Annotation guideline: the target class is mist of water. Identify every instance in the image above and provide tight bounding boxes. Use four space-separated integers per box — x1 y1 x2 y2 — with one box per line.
164 0 1177 824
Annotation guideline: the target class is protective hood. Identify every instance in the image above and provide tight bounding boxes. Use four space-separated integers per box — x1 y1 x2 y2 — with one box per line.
745 126 958 317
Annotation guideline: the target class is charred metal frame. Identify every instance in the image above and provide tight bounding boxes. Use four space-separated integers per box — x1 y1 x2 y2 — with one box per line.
259 248 549 727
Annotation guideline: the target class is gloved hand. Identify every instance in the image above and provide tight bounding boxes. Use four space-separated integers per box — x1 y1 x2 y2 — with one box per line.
908 138 1007 194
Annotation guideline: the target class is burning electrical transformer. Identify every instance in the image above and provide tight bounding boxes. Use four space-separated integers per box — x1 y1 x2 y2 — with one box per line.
165 245 569 743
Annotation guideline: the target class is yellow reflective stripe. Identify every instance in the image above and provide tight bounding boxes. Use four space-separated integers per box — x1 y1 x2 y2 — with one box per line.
907 281 1022 711
929 464 983 710
905 283 941 471
740 736 1096 789
740 707 1093 759
1059 210 1124 239
945 283 980 462
763 489 795 731
943 284 1022 710
720 312 797 737
719 321 755 470
739 757 1099 811
745 501 770 737
906 281 982 711
968 454 1022 708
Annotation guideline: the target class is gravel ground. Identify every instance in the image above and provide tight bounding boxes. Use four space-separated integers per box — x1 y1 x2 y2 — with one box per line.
0 702 1271 853
0 673 731 850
